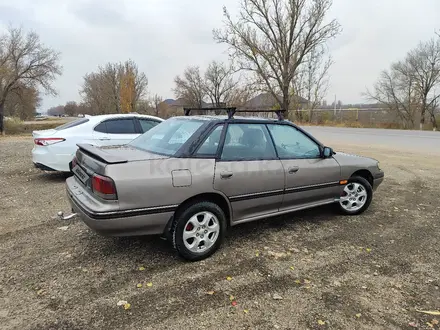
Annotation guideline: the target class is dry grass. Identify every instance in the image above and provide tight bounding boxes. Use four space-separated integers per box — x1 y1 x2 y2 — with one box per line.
3 118 69 135
1 137 440 330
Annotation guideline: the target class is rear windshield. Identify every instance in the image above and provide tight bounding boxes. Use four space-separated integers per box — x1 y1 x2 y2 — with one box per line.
129 118 204 156
55 118 89 130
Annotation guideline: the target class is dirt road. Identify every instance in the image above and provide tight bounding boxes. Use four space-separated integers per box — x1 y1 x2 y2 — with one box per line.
1 136 439 330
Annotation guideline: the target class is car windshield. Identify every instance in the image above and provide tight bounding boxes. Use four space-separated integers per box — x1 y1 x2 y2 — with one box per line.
129 118 204 156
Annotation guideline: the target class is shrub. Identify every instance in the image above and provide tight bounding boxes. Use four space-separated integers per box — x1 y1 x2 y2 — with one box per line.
4 118 24 134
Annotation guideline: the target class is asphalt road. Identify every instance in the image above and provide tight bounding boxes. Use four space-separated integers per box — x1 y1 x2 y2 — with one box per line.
302 126 440 155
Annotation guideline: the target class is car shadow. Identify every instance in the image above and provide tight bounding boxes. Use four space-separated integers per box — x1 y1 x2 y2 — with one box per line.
90 204 338 262
33 171 72 183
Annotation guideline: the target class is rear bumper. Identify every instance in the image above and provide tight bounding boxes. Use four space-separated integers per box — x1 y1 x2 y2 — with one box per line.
34 162 58 171
66 177 174 236
32 147 74 172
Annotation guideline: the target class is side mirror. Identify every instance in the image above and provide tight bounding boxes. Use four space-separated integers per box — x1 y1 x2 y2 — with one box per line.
323 146 333 158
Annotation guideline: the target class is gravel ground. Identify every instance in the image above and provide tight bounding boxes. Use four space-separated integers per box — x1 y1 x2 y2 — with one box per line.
1 136 440 330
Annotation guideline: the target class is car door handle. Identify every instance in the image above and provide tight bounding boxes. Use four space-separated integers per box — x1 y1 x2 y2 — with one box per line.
220 171 233 179
99 137 110 141
288 166 300 174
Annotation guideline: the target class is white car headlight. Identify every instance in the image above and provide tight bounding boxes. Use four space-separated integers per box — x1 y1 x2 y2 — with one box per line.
377 161 381 170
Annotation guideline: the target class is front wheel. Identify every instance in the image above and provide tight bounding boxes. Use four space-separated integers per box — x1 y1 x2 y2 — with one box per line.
172 201 226 261
338 176 373 215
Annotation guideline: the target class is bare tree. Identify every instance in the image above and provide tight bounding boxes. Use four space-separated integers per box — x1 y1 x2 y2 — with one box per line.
173 66 206 107
426 93 439 130
151 93 163 116
0 27 62 133
213 0 340 114
204 61 239 112
3 84 41 120
64 101 78 116
292 45 332 121
366 62 419 129
80 60 148 114
367 35 440 130
405 38 440 130
47 105 65 117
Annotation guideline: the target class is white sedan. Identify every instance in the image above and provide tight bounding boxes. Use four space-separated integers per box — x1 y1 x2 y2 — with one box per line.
32 114 164 172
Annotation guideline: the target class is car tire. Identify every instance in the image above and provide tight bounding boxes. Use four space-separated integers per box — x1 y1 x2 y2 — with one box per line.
338 176 373 215
172 201 226 261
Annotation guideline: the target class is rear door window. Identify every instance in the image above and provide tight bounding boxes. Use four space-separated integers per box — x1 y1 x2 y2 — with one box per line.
105 119 137 134
94 122 107 133
196 125 224 156
220 123 276 160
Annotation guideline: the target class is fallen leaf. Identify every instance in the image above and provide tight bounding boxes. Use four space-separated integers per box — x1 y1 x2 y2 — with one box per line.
36 289 46 296
206 291 215 295
355 313 362 318
231 301 237 307
123 303 131 310
229 295 235 301
427 322 434 328
136 283 143 288
303 279 311 284
243 309 249 314
408 321 418 328
290 266 295 270
57 226 69 231
366 248 372 253
416 310 440 316
139 266 145 271
432 319 439 325
294 280 301 284
146 282 153 287
304 286 311 289
317 320 325 325
272 293 283 300
226 276 233 281
255 251 260 257
117 300 128 306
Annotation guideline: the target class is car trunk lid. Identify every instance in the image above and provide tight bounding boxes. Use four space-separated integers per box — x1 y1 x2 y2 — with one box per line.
73 144 169 190
32 129 57 138
77 144 169 164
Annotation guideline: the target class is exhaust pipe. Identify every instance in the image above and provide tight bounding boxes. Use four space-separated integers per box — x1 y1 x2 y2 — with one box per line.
57 211 78 221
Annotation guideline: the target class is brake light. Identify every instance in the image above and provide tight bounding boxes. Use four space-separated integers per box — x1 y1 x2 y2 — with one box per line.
34 138 65 146
92 174 117 200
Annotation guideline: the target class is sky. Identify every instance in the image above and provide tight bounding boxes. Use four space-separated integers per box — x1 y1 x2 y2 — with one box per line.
1 0 440 111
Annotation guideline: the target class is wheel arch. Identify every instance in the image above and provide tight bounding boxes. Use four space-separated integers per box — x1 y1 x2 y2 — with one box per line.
163 192 232 237
350 169 374 187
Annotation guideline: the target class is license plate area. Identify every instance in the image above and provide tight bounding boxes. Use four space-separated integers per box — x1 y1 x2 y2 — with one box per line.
73 165 90 185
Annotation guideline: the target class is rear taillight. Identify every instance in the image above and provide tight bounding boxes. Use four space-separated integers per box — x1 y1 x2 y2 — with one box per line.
70 157 78 170
34 138 65 146
92 174 117 200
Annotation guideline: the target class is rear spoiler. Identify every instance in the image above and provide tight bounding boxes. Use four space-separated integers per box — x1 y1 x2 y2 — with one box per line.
77 144 128 164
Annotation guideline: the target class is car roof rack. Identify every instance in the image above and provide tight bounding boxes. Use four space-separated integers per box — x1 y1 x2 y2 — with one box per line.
183 107 286 121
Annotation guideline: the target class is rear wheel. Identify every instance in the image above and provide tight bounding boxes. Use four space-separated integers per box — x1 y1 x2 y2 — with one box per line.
172 201 226 261
338 176 373 215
